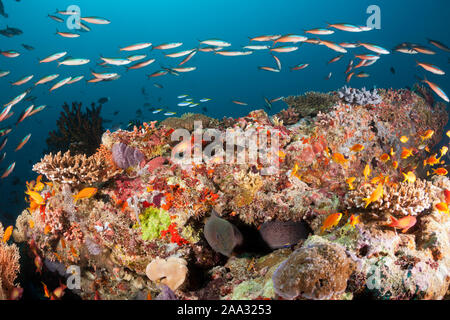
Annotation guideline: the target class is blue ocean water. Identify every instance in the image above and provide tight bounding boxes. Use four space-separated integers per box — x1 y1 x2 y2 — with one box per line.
0 0 449 224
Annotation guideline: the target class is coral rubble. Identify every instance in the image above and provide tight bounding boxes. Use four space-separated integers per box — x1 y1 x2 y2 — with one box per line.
14 87 450 300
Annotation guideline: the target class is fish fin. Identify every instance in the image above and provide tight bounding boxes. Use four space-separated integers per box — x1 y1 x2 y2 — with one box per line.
388 215 398 226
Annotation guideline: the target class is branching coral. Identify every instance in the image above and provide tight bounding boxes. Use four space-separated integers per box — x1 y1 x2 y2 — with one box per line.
46 102 104 156
33 150 121 186
345 179 439 216
0 223 21 300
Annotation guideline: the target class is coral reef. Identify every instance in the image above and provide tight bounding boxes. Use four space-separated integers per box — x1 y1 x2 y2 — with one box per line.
14 87 450 300
46 102 104 156
0 223 21 300
337 86 382 105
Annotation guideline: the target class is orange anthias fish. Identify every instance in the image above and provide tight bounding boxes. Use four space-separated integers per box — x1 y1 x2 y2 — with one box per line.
52 283 67 299
402 171 416 183
424 154 440 167
34 256 43 274
332 153 348 167
432 167 448 176
400 147 413 159
42 282 51 298
346 177 356 190
73 187 98 202
347 214 360 228
435 202 450 214
2 225 13 243
400 135 409 143
387 215 417 233
363 183 384 208
363 164 371 181
380 153 390 162
392 161 399 169
350 144 364 152
420 130 434 141
25 189 45 205
439 146 448 158
321 212 343 232
444 189 450 204
291 163 302 180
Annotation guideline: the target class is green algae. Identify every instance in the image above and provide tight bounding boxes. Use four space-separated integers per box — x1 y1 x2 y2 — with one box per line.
138 207 171 241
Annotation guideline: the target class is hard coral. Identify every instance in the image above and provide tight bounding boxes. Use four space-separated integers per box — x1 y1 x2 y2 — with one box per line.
33 150 121 186
345 179 438 217
46 101 104 156
272 236 354 300
146 257 188 291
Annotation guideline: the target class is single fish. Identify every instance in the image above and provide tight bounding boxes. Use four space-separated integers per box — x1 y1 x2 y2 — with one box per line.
120 42 152 51
416 61 445 75
321 212 343 232
290 63 309 71
427 38 450 52
166 49 195 58
249 35 281 42
11 75 34 86
80 16 111 25
327 23 362 32
50 77 72 91
100 57 131 66
258 66 280 72
200 39 231 47
387 215 417 233
35 74 59 86
422 77 449 102
304 28 334 35
58 58 90 66
40 51 67 63
215 50 253 56
56 30 80 38
270 46 298 53
14 133 31 151
153 42 183 50
1 162 15 179
363 183 384 208
73 187 98 202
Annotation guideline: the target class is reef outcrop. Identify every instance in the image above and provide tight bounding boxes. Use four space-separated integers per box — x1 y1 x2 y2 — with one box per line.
13 87 450 300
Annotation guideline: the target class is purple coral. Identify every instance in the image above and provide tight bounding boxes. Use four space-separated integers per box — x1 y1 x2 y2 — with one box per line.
337 86 382 105
112 142 145 169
